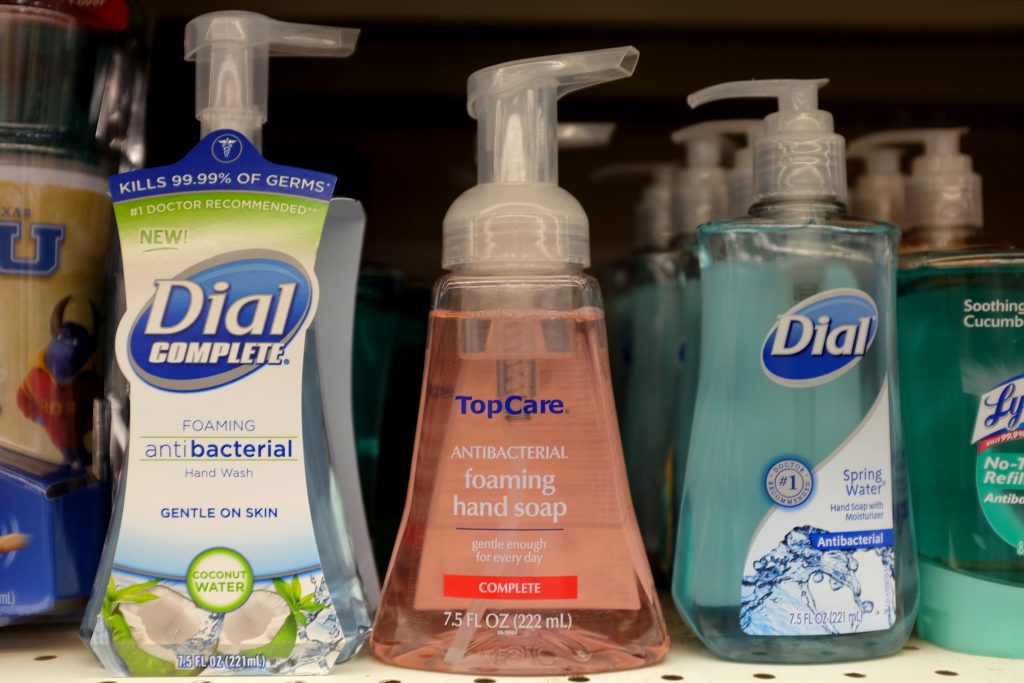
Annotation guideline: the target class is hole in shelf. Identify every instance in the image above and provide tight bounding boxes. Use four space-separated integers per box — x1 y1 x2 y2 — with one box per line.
380 680 403 683
661 675 685 681
935 671 959 677
568 677 590 682
475 679 497 683
844 674 867 679
33 655 57 661
753 675 776 680
97 680 117 683
903 644 920 651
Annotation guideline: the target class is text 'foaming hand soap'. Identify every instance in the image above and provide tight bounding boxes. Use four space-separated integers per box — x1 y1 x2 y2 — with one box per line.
81 12 374 676
672 79 918 663
370 47 669 676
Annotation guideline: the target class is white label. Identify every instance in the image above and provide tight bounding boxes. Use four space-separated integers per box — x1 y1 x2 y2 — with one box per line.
740 381 896 636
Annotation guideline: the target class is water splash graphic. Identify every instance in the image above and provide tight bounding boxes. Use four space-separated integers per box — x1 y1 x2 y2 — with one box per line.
740 526 895 636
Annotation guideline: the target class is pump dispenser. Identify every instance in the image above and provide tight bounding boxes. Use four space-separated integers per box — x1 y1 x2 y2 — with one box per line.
724 122 767 216
372 47 668 675
557 121 616 149
82 12 373 676
594 163 677 251
670 119 762 233
184 12 358 150
672 79 917 662
849 128 984 252
893 127 1024 658
846 142 907 227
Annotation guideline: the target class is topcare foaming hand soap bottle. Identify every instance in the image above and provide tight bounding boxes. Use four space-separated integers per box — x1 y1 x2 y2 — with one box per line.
370 46 668 675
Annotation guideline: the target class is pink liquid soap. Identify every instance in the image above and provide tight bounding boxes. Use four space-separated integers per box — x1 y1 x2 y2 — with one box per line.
371 307 669 674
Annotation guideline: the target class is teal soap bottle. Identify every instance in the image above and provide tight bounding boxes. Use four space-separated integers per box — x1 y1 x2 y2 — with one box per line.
667 120 762 573
671 79 917 662
863 128 1024 658
594 163 682 577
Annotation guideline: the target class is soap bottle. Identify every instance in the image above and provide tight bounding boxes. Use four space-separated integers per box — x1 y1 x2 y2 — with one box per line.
889 130 1024 657
82 12 372 675
370 47 669 675
667 120 762 568
672 79 917 662
596 162 686 578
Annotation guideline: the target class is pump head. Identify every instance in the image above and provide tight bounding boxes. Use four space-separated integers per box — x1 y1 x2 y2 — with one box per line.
556 122 616 149
847 128 980 230
847 138 908 225
444 46 639 269
593 163 678 251
670 119 763 230
185 11 359 150
688 79 846 204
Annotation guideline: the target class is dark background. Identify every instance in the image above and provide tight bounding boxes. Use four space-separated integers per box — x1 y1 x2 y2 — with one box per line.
143 0 1024 283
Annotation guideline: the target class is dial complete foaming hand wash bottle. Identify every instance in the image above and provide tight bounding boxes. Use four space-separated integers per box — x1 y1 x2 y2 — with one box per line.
671 79 918 663
81 12 374 676
370 46 669 676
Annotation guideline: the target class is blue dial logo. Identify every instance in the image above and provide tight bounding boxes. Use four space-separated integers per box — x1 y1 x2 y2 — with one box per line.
762 288 878 388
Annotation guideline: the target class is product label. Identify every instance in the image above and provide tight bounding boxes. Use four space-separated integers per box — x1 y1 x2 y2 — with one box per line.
92 131 344 675
742 289 895 637
972 374 1024 552
0 165 110 468
413 314 641 621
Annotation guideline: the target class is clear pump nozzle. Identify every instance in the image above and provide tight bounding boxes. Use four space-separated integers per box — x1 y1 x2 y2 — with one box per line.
847 128 981 230
846 140 907 225
593 163 678 251
687 79 846 204
670 119 763 231
557 122 617 149
444 46 639 269
185 11 359 151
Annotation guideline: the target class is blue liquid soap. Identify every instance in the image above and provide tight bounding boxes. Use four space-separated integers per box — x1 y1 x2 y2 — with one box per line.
621 249 685 572
672 79 917 663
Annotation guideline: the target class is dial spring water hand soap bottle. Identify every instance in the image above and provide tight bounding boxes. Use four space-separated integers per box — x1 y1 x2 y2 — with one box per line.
370 46 669 675
671 79 918 663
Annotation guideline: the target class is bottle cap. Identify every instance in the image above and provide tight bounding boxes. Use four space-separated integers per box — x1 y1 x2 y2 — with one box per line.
688 79 846 204
185 11 359 150
443 46 638 268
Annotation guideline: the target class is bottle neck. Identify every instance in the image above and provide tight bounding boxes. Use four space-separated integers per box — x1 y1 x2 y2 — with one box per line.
901 224 984 253
749 196 847 221
448 262 584 277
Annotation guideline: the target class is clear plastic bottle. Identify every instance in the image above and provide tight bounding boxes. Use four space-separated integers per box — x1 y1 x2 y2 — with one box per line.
864 128 1024 658
371 47 668 675
672 80 917 663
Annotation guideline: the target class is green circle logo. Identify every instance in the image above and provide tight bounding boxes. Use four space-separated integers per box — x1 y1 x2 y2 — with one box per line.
186 548 253 612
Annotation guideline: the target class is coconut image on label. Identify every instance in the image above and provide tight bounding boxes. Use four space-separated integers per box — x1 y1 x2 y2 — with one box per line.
219 590 297 659
110 585 220 676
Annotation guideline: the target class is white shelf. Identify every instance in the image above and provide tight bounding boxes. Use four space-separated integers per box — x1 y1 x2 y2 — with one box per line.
2 603 1022 683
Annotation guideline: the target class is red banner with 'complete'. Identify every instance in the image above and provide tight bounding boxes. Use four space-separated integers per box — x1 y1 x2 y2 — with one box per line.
443 575 578 600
